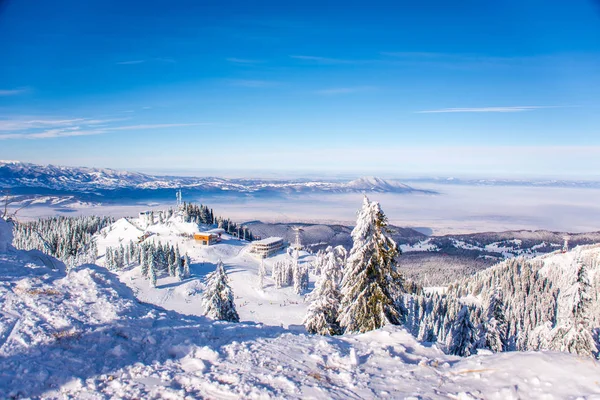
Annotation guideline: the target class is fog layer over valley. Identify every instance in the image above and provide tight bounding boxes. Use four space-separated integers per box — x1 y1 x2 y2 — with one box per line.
13 184 600 235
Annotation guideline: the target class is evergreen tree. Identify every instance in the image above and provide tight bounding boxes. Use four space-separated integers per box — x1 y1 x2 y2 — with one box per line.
258 258 266 289
146 249 155 280
550 255 598 357
338 196 406 333
304 248 342 335
183 254 191 278
168 246 177 277
292 250 308 295
483 287 508 352
149 259 157 287
140 246 149 277
447 305 477 357
202 260 239 322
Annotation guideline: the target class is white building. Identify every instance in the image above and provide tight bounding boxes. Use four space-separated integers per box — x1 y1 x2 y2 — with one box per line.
251 237 284 258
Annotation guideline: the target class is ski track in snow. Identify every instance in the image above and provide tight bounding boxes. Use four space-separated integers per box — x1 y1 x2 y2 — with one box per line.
2 218 600 398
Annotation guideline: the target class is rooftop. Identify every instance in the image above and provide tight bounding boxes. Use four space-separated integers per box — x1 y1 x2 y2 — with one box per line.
252 237 283 246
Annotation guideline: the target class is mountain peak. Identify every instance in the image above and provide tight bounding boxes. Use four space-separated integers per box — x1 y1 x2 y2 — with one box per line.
346 176 412 192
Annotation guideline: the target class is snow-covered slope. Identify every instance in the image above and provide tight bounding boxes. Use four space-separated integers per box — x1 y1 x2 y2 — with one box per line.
0 160 433 195
3 218 600 398
95 216 314 327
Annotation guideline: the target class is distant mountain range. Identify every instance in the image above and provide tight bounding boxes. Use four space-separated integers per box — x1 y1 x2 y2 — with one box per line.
0 161 435 204
403 176 600 188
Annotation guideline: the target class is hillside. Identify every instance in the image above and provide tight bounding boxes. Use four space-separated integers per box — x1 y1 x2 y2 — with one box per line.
2 217 600 398
0 161 435 204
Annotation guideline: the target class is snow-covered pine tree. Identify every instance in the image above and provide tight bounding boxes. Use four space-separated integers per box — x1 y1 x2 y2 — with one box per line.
202 260 239 322
338 196 406 333
292 250 308 295
258 258 266 289
550 254 598 357
149 259 157 287
293 264 309 295
183 254 191 278
325 249 343 286
312 249 327 276
482 287 508 352
446 305 477 357
285 258 294 286
140 246 148 276
146 250 155 280
168 246 177 277
304 247 342 335
272 261 280 287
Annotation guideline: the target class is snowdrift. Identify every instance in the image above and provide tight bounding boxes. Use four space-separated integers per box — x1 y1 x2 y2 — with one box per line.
2 218 600 398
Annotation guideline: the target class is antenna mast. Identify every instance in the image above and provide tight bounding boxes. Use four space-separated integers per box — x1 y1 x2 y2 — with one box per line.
292 226 303 251
562 235 570 253
176 188 183 209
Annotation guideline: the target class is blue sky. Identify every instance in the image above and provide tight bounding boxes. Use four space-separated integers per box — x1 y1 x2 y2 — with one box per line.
1 0 599 178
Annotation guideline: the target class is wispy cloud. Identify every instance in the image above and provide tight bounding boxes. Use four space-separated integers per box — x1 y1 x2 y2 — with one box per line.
0 87 30 96
0 118 101 131
226 58 262 64
116 60 146 65
315 86 376 95
415 106 572 114
107 123 211 131
381 51 451 58
0 116 210 140
116 57 176 66
290 55 369 65
0 127 104 140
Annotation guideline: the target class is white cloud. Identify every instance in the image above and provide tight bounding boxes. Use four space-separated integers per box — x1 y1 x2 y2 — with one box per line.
0 116 210 140
0 118 121 131
0 127 104 140
290 55 365 64
0 87 30 96
226 58 262 64
116 60 146 65
107 123 211 131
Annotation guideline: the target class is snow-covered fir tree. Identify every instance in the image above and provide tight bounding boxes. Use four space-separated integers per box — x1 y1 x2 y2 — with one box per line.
481 287 508 352
149 259 157 287
293 264 309 295
304 248 343 335
12 215 112 266
174 245 182 279
338 196 406 334
146 250 155 280
272 259 294 288
140 246 149 277
446 305 477 357
292 250 309 295
202 260 239 322
183 254 191 278
258 258 266 289
550 254 598 357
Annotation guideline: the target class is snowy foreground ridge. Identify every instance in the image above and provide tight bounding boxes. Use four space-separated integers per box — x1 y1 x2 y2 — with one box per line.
1 219 600 399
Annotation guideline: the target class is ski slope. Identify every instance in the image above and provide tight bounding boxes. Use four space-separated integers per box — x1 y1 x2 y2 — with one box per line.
95 215 316 327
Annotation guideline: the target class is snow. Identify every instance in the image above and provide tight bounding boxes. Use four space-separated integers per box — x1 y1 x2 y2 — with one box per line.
252 236 284 245
95 216 314 328
400 238 439 252
3 217 600 398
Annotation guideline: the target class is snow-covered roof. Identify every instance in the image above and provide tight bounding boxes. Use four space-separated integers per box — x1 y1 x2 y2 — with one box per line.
195 232 219 237
252 236 283 245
